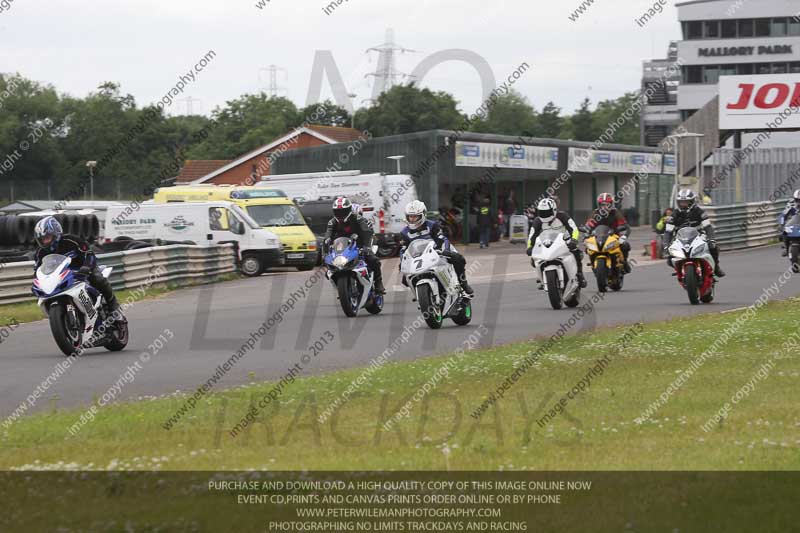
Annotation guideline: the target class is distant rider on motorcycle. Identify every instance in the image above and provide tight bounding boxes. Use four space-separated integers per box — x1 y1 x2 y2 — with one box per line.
778 190 800 257
663 189 726 278
526 197 587 288
33 216 124 321
400 200 474 296
323 197 385 294
584 192 632 273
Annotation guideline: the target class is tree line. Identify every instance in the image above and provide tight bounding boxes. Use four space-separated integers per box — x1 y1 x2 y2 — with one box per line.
0 74 641 203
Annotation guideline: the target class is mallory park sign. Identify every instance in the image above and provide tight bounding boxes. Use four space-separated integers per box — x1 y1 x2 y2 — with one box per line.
698 44 793 57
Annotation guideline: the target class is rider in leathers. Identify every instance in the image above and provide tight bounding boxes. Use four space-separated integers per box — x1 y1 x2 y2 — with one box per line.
584 192 632 273
323 196 386 294
526 197 587 288
400 200 474 296
663 189 726 278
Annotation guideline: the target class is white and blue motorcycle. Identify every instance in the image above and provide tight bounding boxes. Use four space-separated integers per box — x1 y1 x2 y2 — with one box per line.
32 254 129 356
324 237 384 317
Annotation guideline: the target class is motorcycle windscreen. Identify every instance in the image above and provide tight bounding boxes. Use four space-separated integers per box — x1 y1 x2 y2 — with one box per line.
407 239 432 258
592 225 611 246
676 227 699 245
538 230 563 247
332 237 353 253
39 254 71 275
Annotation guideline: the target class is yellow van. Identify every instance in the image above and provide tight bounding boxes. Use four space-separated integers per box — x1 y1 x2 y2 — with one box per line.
153 185 318 270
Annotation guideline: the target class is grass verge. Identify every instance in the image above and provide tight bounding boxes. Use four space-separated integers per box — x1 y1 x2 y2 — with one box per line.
2 298 799 471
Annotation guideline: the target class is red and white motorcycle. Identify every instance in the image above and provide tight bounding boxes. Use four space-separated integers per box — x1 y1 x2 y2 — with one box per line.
667 226 716 305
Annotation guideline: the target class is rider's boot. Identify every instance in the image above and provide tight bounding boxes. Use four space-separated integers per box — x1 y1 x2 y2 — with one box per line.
782 244 789 257
714 264 726 278
107 296 127 324
577 271 588 288
623 260 632 274
459 276 475 297
374 277 386 295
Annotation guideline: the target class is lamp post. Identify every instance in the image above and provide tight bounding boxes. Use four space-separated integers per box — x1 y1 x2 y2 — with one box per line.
86 161 98 201
387 155 405 175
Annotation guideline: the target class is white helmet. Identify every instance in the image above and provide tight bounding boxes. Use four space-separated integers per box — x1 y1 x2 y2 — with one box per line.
537 198 557 223
405 200 427 230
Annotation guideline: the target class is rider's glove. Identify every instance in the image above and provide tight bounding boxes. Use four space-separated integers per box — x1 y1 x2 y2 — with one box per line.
78 266 92 277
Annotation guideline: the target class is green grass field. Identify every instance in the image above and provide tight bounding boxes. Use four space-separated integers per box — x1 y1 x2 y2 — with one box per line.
2 298 799 471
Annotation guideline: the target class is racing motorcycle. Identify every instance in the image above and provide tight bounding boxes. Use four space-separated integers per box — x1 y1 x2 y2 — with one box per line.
324 236 383 317
531 230 581 310
584 225 625 292
667 226 716 305
32 254 129 356
399 239 472 329
782 213 800 273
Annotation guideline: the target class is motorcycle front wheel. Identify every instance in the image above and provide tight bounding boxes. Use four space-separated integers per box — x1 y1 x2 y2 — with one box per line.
337 276 360 317
684 264 700 305
49 303 83 356
594 261 608 293
545 270 563 310
418 284 443 329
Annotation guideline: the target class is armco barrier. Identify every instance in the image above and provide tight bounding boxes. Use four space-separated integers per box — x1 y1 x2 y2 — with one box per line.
706 200 784 252
0 245 237 305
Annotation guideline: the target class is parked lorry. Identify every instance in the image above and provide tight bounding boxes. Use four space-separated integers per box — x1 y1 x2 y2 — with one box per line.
104 201 282 276
259 171 418 257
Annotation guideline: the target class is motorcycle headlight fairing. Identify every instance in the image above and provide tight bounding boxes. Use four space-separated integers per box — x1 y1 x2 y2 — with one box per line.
332 256 349 268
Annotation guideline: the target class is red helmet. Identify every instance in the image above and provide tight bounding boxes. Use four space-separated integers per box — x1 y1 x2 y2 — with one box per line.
597 193 614 210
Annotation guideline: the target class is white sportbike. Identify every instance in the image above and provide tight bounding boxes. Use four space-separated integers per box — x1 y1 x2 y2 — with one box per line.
400 239 473 329
32 254 129 356
531 229 582 310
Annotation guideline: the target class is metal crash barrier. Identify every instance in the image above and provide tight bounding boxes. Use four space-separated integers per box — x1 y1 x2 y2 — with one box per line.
706 200 784 252
0 244 237 305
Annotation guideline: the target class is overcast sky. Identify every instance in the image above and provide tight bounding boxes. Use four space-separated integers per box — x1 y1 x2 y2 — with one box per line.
1 0 679 117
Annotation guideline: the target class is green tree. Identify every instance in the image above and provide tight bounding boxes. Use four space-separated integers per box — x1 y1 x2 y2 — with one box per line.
565 97 597 141
469 90 539 137
591 92 641 145
188 94 299 159
537 101 563 139
354 84 462 137
299 100 352 128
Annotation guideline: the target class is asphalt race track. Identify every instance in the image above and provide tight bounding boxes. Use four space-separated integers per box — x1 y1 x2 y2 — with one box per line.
1 242 797 416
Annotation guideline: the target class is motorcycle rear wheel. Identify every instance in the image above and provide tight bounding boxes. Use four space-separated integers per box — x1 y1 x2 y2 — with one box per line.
545 270 563 310
104 319 129 351
49 304 83 356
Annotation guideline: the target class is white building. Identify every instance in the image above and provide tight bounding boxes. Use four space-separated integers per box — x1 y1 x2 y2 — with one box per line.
677 0 800 123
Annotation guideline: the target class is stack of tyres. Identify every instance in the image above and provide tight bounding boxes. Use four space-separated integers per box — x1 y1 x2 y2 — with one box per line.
0 214 101 246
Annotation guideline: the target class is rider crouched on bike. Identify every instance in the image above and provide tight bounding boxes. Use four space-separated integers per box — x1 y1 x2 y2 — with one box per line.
323 197 385 294
663 189 726 278
526 197 587 288
400 200 474 296
584 192 632 273
33 216 125 321
778 190 800 257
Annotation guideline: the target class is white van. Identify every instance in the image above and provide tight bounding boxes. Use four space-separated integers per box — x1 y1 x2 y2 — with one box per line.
258 171 418 255
104 201 283 276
